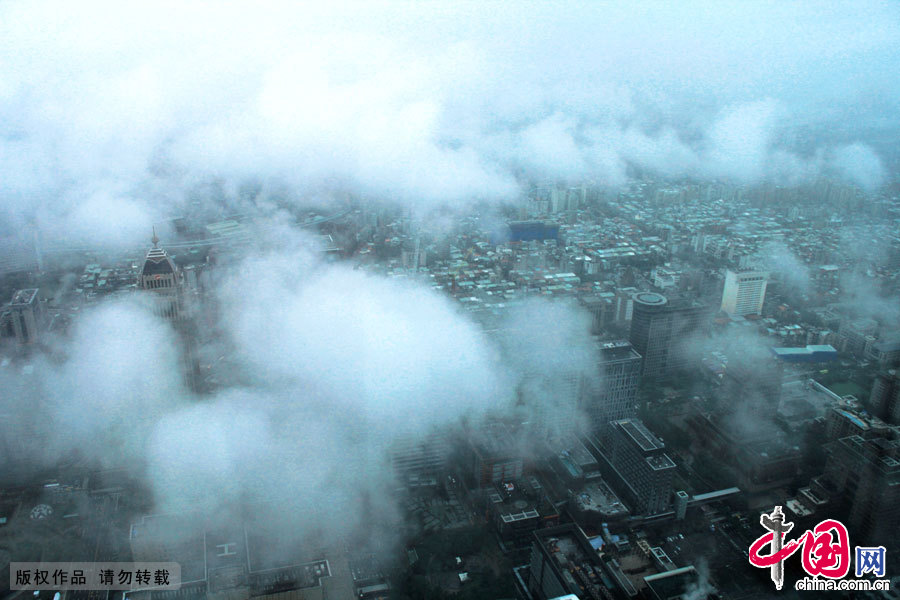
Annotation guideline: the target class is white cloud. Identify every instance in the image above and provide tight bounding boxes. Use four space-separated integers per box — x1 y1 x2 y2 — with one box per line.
0 1 897 243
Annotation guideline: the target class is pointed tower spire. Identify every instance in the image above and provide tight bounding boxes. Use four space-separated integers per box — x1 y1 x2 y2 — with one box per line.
151 226 159 248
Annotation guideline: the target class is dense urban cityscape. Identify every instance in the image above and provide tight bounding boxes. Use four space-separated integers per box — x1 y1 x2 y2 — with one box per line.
1 3 899 600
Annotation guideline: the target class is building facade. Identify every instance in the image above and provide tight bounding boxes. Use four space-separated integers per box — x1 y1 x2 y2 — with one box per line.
603 418 675 515
824 435 900 546
869 369 900 425
139 231 183 320
5 288 46 345
629 292 709 380
584 340 641 432
720 269 768 316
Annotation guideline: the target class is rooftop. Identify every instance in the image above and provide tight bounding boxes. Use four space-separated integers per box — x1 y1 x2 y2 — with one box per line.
10 289 38 306
534 526 610 600
596 339 642 363
571 480 629 518
646 454 676 471
643 566 708 600
615 418 665 453
633 291 667 307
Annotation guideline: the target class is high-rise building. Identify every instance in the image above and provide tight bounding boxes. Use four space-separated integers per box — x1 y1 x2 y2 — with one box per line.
824 435 900 546
578 294 611 334
869 370 900 425
614 287 638 322
838 317 878 358
138 230 202 391
6 288 46 345
602 418 675 515
720 269 768 316
583 340 641 432
139 230 183 320
628 292 709 380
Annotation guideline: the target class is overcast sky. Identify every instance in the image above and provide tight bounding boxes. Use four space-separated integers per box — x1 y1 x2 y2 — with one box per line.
1 1 898 244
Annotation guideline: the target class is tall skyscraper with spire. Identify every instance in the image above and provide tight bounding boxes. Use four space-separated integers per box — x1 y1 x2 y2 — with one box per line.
139 228 183 320
137 229 202 391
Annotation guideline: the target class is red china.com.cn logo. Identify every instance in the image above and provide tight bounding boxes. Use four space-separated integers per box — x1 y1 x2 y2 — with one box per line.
748 506 889 593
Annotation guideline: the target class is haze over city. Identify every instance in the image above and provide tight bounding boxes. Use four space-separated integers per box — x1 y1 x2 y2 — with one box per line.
1 2 899 600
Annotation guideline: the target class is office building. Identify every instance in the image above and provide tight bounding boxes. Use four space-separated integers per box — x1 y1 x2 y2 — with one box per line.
720 269 768 316
5 288 46 345
129 515 341 598
770 344 837 363
614 287 638 323
869 370 900 425
579 295 612 334
628 292 710 379
583 340 641 432
674 490 689 520
868 337 900 367
602 418 675 515
837 317 878 358
824 435 900 546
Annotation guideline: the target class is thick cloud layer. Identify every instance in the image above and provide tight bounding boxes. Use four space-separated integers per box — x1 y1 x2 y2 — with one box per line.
4 235 607 544
1 1 898 244
494 298 599 442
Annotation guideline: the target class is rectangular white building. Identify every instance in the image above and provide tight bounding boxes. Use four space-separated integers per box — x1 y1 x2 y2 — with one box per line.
721 269 768 316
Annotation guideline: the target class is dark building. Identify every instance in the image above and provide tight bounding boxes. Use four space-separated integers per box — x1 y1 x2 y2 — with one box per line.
823 435 900 546
527 524 619 600
628 292 709 380
127 515 337 598
599 419 675 515
485 476 560 551
689 413 801 492
643 566 716 600
869 369 900 424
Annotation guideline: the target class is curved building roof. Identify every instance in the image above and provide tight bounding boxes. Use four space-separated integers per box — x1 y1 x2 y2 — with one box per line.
633 291 668 307
141 231 177 278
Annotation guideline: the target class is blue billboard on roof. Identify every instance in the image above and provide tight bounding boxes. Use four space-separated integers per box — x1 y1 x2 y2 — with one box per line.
491 221 559 245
